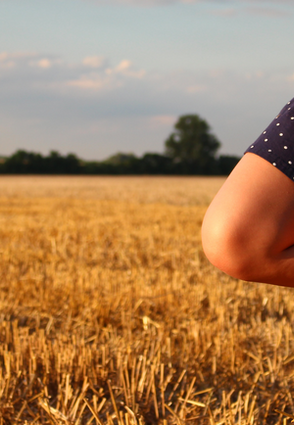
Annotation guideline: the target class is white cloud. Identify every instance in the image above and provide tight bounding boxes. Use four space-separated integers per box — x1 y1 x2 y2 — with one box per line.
0 52 64 73
0 51 35 69
245 71 265 80
186 84 207 93
150 115 176 127
35 59 52 69
210 8 238 17
208 3 290 18
82 56 106 68
117 59 132 72
67 73 122 90
67 59 146 91
0 52 8 61
81 0 293 22
1 50 294 159
84 0 294 6
287 74 294 82
0 60 15 69
245 6 289 17
106 60 146 79
0 52 35 60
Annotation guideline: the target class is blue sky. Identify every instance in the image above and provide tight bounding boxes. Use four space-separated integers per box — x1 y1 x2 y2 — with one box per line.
1 0 294 160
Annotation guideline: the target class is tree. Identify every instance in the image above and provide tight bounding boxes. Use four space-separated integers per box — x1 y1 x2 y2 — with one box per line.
217 155 240 175
164 114 221 174
103 153 140 174
4 150 44 173
139 153 172 174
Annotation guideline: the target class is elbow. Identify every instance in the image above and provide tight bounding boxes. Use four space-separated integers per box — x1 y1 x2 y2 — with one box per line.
201 213 256 282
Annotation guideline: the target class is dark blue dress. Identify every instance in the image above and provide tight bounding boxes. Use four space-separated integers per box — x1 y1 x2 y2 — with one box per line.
244 99 294 181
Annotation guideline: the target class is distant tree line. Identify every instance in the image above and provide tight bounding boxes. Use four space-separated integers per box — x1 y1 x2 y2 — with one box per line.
1 115 241 175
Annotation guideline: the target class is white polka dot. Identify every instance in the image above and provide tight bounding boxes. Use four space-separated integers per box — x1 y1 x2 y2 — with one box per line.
276 123 281 126
268 149 272 152
289 108 292 110
264 139 268 142
280 133 284 136
263 131 267 134
291 117 294 120
284 146 288 149
250 145 254 149
288 101 291 104
273 163 277 166
289 161 292 165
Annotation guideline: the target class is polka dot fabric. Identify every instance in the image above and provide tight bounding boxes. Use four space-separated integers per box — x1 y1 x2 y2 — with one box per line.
244 99 294 181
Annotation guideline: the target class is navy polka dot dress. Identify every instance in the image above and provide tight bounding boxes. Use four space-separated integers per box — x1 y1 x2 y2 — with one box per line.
244 99 294 181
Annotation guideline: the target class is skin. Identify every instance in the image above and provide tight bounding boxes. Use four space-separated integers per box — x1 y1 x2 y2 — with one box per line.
201 153 294 287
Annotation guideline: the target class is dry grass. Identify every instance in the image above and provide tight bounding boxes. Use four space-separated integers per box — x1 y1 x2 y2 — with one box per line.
0 176 293 424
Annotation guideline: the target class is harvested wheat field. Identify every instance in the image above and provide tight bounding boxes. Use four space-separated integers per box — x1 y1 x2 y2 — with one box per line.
0 176 294 425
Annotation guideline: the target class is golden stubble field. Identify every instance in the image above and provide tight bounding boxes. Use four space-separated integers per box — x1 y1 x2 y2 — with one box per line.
0 176 294 425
